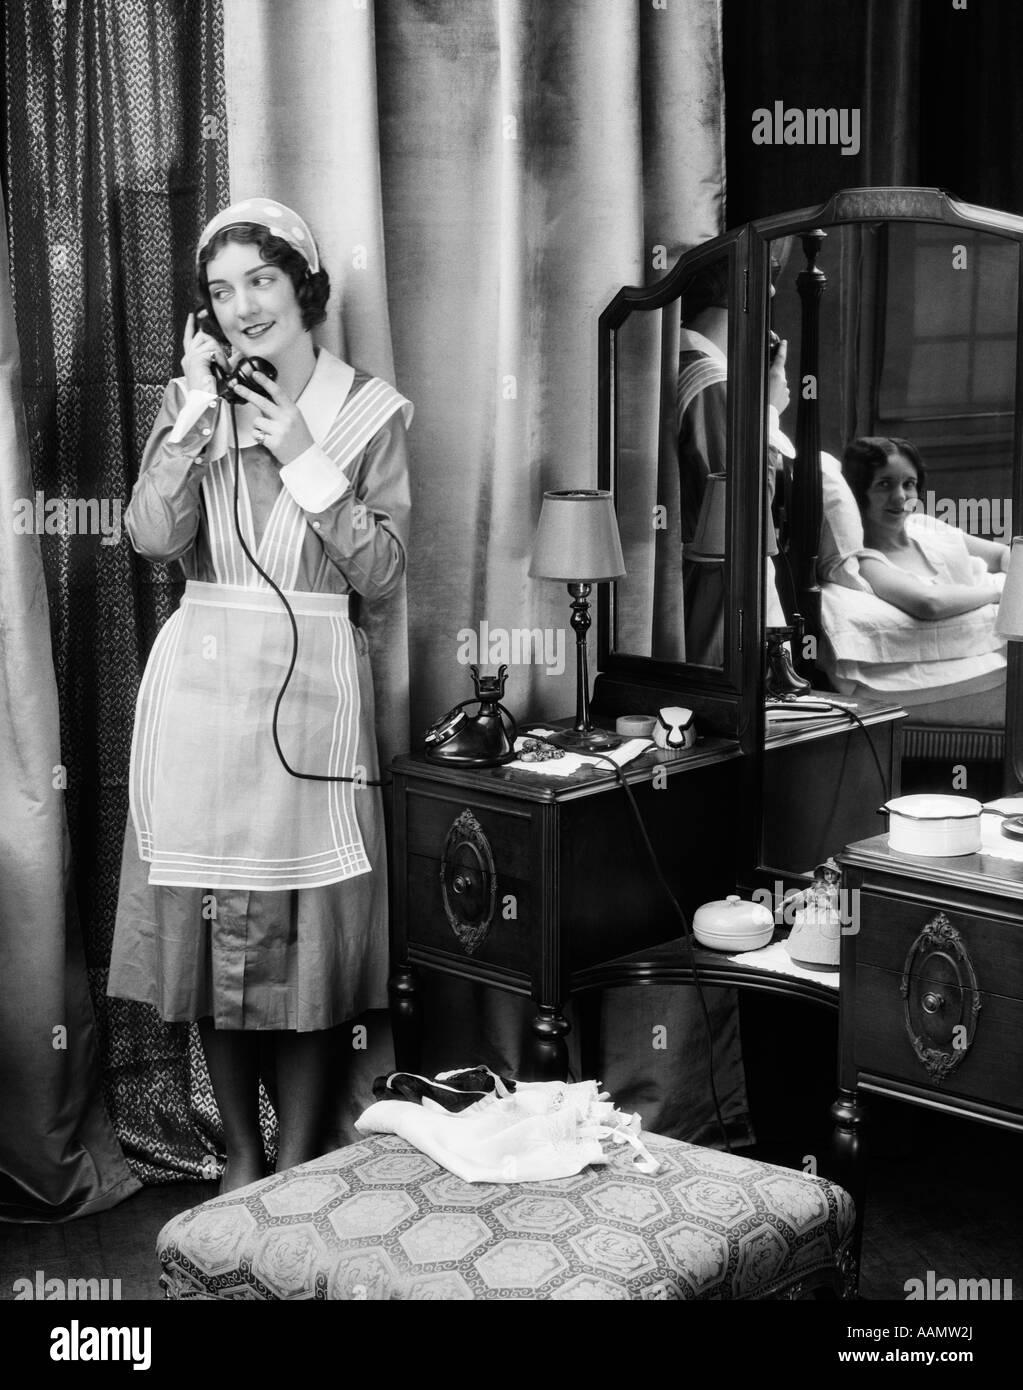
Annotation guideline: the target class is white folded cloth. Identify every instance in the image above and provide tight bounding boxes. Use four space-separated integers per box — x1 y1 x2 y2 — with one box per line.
355 1077 660 1184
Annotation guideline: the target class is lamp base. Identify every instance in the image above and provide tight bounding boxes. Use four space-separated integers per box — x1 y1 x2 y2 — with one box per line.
546 727 622 753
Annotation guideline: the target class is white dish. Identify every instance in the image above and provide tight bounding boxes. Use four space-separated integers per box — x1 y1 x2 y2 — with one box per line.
692 895 774 953
881 794 983 857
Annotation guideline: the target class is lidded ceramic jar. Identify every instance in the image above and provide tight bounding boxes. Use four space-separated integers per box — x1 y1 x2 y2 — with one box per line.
692 895 774 952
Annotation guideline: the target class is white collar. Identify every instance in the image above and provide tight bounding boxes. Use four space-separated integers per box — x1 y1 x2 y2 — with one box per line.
679 328 727 369
294 349 356 445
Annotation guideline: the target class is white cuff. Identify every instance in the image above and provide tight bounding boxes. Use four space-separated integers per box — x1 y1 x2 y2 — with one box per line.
768 406 796 460
279 445 351 513
169 390 220 444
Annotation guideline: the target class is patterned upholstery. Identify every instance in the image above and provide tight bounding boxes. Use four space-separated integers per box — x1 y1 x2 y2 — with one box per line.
157 1132 855 1300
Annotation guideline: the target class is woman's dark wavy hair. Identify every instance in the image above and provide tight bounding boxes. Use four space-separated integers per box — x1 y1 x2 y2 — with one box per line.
196 223 330 338
841 436 926 513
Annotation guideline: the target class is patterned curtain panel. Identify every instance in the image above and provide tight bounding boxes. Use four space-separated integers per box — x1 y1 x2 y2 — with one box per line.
1 0 230 1183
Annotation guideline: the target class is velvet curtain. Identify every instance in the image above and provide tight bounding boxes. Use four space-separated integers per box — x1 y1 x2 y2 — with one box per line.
0 179 139 1220
724 0 1023 229
722 0 920 227
1 0 232 1195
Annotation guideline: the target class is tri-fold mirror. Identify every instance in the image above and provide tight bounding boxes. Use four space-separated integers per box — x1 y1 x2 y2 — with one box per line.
597 187 1023 879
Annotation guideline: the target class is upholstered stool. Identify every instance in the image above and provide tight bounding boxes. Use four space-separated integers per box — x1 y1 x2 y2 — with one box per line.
157 1131 855 1300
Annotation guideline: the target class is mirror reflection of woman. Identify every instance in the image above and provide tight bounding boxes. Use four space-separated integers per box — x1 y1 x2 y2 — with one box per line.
108 198 412 1191
842 437 1007 619
677 258 792 665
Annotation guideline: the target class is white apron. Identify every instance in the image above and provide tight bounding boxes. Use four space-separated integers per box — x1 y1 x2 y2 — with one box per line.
130 372 407 893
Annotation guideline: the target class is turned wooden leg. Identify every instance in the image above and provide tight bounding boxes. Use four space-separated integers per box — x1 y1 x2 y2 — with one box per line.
388 963 422 1073
529 1004 571 1082
831 1085 868 1298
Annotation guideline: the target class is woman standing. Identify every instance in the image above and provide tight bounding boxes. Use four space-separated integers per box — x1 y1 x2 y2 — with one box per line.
109 198 411 1190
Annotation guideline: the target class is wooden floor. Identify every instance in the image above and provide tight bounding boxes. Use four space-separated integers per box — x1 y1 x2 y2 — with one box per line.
0 1096 1018 1301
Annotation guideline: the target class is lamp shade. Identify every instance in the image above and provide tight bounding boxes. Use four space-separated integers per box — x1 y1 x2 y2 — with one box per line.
996 537 1023 640
687 472 727 563
529 490 626 582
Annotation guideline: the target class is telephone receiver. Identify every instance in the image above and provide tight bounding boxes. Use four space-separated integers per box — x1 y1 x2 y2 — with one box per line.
210 355 277 405
195 309 277 404
424 665 518 767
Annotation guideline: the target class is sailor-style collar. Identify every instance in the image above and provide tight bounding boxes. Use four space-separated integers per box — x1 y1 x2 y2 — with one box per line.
679 327 727 369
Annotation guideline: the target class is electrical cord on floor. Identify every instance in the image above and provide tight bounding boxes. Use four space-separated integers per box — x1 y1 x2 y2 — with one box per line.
228 403 389 787
520 731 734 1154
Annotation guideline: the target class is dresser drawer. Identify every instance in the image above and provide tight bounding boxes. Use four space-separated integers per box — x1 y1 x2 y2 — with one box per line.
404 785 534 876
853 890 1023 1000
400 786 538 975
854 962 1023 1113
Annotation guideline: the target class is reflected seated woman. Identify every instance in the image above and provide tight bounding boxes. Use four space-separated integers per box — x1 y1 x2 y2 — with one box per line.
813 436 1008 723
843 436 1008 618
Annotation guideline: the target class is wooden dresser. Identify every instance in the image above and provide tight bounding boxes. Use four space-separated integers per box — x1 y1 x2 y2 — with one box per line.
387 736 743 1080
834 835 1023 1188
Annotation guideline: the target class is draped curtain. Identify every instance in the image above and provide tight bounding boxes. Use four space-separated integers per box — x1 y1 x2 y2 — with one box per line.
0 178 138 1220
1 0 232 1199
723 0 1023 229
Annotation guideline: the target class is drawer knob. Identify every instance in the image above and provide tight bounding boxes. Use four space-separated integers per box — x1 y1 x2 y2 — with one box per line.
922 991 944 1014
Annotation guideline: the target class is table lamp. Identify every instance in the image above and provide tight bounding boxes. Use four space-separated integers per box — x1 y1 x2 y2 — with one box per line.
529 489 626 752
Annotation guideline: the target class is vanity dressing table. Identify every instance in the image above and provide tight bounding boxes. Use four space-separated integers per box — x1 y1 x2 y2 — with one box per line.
390 193 1023 1285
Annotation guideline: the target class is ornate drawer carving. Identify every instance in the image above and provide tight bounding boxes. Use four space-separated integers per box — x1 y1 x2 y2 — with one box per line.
403 790 536 973
899 913 980 1084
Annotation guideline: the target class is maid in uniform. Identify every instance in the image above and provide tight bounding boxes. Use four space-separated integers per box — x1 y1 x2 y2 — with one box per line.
108 198 412 1190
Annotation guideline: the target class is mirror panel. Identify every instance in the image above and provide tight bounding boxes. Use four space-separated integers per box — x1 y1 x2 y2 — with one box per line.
761 214 1021 876
609 248 737 672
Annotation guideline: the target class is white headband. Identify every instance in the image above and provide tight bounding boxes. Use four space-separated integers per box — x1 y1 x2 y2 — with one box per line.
196 197 320 273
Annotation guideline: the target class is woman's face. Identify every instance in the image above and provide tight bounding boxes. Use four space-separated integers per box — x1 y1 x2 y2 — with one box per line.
205 240 305 363
863 452 921 535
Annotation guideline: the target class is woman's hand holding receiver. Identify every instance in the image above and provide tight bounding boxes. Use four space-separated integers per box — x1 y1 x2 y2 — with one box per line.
768 337 790 416
182 311 231 394
233 371 315 465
